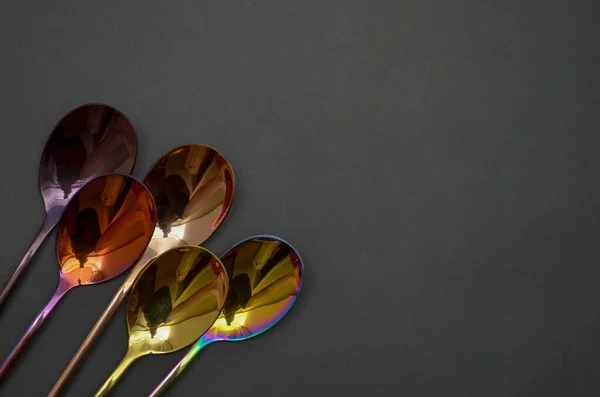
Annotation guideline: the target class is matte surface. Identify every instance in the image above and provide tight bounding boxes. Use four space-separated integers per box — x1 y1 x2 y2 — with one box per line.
0 1 599 396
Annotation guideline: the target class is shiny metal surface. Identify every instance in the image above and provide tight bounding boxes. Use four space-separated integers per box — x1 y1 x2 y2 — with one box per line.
0 104 137 311
142 143 235 256
94 246 228 397
150 235 304 396
49 144 234 396
0 174 155 381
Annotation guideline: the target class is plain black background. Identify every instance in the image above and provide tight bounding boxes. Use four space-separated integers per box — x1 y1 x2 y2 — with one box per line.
1 1 599 396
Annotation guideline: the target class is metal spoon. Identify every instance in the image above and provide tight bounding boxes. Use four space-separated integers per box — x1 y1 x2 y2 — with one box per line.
0 173 156 380
93 245 229 397
0 104 138 311
149 235 304 396
49 144 235 396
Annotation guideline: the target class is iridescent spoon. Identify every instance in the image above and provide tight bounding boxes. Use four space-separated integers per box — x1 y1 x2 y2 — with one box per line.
0 104 137 311
94 246 229 397
0 173 155 380
49 144 235 396
150 235 304 396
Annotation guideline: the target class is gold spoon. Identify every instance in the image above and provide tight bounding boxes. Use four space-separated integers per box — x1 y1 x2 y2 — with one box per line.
0 173 156 380
49 144 235 396
93 246 229 396
149 235 304 396
0 104 137 311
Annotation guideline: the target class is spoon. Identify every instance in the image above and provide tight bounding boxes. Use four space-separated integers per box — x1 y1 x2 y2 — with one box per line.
149 235 304 396
93 245 229 396
0 173 155 380
49 144 235 396
0 104 138 311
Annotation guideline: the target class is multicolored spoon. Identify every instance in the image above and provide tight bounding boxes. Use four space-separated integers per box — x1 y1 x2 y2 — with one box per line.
0 104 137 311
0 173 156 380
149 235 304 396
49 144 235 396
93 246 229 396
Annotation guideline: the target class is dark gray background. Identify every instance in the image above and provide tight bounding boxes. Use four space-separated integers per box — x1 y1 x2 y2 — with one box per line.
0 0 599 396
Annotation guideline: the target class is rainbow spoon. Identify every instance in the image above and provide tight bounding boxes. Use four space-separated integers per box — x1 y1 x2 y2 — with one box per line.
149 235 304 396
93 246 229 397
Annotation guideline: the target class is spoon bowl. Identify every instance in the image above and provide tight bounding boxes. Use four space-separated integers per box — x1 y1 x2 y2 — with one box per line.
150 235 304 396
94 246 229 396
143 143 235 255
206 235 304 341
0 173 155 380
0 104 138 310
56 173 157 285
49 144 235 396
40 104 137 210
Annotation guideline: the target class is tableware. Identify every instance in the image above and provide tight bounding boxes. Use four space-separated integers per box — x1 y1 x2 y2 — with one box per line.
150 235 303 396
49 144 234 396
94 246 228 396
0 104 137 311
0 173 155 380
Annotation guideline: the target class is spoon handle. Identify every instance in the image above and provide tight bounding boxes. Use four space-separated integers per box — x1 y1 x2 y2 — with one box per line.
149 336 212 397
0 276 71 381
0 216 56 311
94 349 138 397
48 264 144 397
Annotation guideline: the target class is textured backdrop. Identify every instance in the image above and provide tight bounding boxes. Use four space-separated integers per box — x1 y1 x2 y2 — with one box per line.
0 1 599 396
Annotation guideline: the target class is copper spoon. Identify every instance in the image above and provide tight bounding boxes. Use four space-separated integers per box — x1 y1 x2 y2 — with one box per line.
150 235 304 396
48 144 235 396
0 173 155 380
93 246 229 396
0 104 138 311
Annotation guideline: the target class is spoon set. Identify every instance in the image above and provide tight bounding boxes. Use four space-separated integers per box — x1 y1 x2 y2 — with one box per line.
0 104 304 396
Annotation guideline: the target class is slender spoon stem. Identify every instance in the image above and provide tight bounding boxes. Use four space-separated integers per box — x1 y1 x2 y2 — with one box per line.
47 264 143 397
0 216 56 311
94 348 139 397
149 336 213 397
0 275 71 380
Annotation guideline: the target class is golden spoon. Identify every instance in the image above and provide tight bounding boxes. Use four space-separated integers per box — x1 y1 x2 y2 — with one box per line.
93 246 228 396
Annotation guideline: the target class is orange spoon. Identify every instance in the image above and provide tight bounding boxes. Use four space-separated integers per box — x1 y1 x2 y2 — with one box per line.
0 173 155 380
